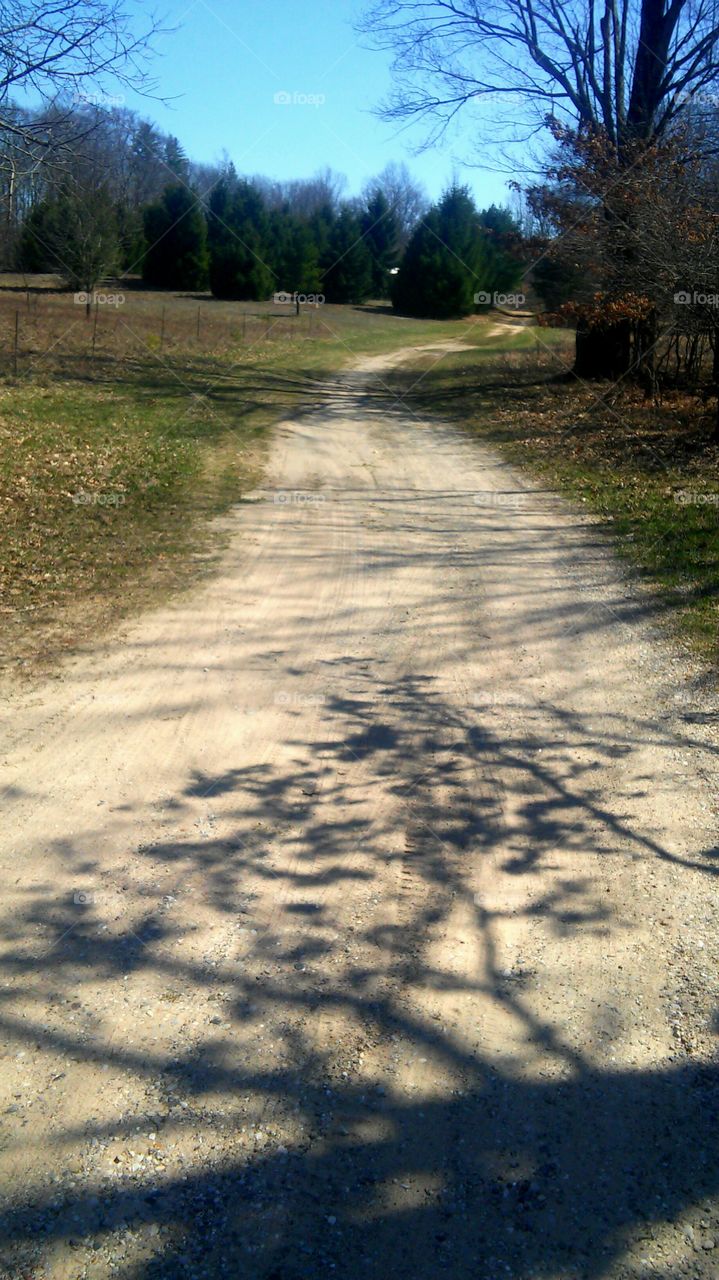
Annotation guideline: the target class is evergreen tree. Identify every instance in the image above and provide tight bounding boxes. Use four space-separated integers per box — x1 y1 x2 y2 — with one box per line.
19 200 63 273
392 187 526 317
477 205 525 297
164 136 190 184
129 121 168 207
116 201 145 273
321 206 372 304
270 211 322 294
392 185 483 318
207 178 275 300
531 250 585 312
142 185 209 290
20 187 119 301
361 189 399 298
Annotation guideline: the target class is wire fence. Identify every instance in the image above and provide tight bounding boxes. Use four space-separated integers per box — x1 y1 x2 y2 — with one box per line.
0 289 327 380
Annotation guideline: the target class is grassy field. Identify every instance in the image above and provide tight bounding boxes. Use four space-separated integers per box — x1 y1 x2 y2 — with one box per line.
0 280 497 672
382 325 719 665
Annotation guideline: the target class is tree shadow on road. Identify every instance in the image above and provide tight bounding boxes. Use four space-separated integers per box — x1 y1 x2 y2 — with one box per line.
1 672 717 1278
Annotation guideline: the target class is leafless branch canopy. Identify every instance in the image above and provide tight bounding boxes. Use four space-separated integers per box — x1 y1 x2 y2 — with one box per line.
0 0 165 150
359 0 719 150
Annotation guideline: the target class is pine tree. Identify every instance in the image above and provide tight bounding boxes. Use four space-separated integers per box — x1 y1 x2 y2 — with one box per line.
207 179 275 300
477 205 525 297
164 137 190 185
361 189 399 298
20 187 119 298
270 212 322 294
391 187 526 317
129 122 168 207
392 185 482 318
307 201 335 278
142 185 209 289
116 202 145 273
321 207 372 304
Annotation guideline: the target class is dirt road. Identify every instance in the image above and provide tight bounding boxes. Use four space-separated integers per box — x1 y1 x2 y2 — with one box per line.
1 345 718 1279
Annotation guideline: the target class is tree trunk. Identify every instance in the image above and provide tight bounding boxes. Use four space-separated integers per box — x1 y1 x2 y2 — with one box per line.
706 325 711 445
574 319 632 380
635 309 658 396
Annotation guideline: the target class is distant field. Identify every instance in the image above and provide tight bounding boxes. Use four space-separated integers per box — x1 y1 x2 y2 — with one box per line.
0 276 511 366
0 279 514 673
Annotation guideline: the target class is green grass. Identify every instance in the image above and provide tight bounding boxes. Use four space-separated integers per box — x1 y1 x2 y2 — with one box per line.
381 333 719 665
0 379 265 671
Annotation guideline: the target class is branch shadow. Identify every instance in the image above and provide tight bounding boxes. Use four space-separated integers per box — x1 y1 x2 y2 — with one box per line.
1 669 717 1277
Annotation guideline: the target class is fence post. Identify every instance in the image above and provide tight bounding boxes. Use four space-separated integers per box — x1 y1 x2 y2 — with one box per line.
13 310 19 376
196 305 201 340
160 305 166 351
92 299 99 361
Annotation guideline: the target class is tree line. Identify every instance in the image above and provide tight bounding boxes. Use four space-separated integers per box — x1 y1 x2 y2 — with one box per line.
6 99 527 316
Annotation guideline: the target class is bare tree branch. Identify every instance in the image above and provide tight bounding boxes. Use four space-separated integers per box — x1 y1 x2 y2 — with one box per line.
0 0 168 151
358 0 719 154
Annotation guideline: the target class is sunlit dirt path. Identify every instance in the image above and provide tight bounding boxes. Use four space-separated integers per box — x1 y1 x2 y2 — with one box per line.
1 343 717 1279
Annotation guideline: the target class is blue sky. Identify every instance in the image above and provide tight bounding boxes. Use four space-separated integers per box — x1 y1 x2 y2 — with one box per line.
117 0 512 206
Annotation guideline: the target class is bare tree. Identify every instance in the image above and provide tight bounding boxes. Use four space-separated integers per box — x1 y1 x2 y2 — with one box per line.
360 0 719 151
0 1 164 158
363 161 428 248
21 177 119 308
360 0 719 377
